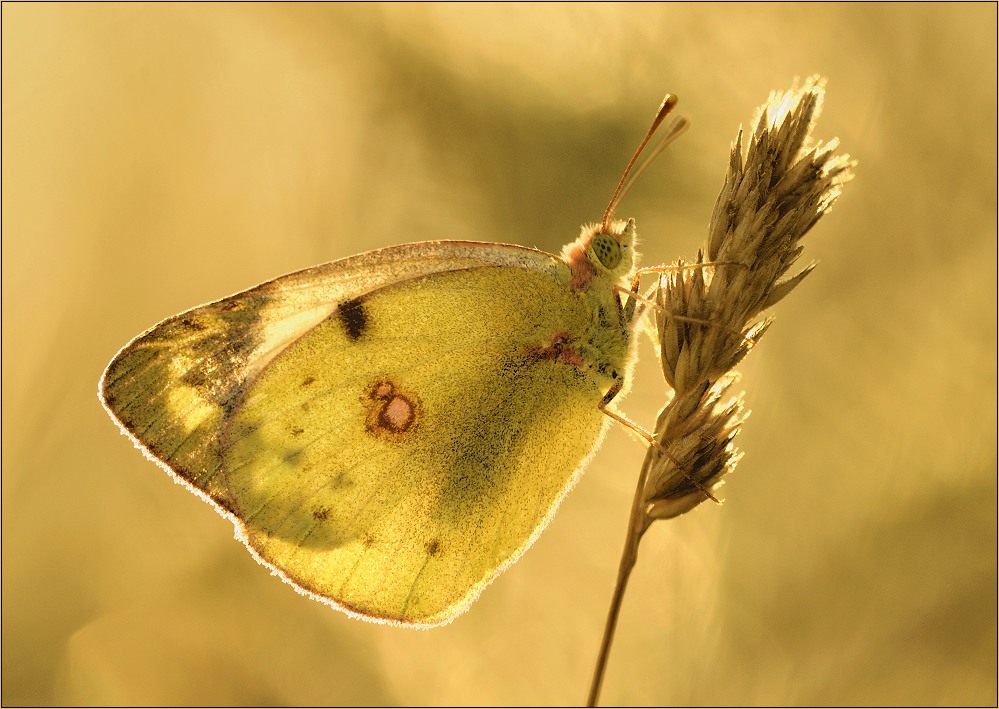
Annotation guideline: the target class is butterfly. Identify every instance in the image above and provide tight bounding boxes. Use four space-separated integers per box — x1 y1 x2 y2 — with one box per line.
99 95 685 627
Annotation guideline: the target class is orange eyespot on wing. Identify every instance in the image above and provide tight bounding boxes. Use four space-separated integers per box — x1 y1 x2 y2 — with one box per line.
365 380 420 438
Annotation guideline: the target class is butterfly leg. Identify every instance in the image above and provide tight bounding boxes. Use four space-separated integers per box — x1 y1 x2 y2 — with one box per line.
597 381 720 504
628 260 747 294
618 285 757 352
622 260 748 322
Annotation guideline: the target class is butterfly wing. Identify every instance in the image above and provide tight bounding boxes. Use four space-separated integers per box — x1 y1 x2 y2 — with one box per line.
101 241 633 626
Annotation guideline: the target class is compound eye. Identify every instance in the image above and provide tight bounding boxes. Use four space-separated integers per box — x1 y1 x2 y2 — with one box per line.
591 232 622 269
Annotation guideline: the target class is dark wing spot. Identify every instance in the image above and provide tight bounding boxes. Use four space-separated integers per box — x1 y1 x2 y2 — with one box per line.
330 471 352 489
338 298 367 341
426 538 441 555
312 507 330 521
234 419 260 437
301 376 315 387
290 426 305 437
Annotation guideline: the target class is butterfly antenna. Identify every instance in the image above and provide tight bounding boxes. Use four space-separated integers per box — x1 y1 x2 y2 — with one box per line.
602 93 679 231
615 116 689 209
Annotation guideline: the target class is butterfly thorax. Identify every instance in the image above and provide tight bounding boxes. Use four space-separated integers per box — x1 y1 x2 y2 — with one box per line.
551 218 639 393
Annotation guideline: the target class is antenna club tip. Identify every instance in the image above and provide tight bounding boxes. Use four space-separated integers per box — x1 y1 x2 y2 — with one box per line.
663 94 678 109
651 94 679 128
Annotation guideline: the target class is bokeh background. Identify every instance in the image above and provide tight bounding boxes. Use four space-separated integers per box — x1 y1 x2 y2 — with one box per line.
3 4 996 706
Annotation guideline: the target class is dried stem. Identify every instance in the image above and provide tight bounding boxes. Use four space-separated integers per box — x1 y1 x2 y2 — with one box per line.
586 453 650 707
587 76 855 706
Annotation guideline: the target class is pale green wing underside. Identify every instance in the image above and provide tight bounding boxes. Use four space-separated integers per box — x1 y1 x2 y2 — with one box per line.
100 241 629 626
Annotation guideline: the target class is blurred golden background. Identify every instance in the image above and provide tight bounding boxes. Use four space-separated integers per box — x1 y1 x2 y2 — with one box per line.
3 4 996 706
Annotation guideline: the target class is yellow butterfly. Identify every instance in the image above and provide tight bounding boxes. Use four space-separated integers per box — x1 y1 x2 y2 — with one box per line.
100 96 684 627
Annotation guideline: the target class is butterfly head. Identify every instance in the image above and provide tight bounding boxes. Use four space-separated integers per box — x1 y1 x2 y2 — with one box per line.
562 218 637 290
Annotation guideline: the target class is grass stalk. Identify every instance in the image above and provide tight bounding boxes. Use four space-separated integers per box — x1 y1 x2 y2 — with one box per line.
587 76 855 706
